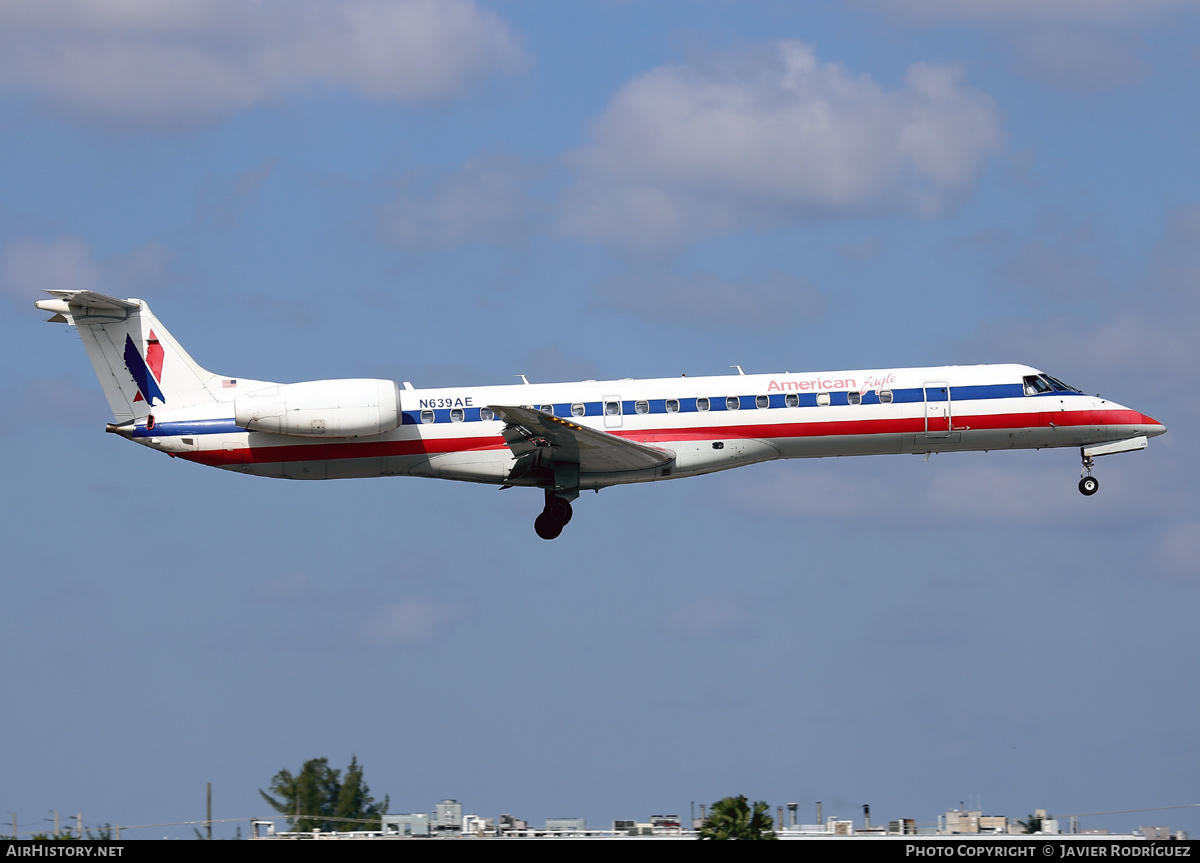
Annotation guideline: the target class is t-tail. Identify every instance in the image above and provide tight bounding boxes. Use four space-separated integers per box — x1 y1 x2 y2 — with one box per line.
36 290 223 427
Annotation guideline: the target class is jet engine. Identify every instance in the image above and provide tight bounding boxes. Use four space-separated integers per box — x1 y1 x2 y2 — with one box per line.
234 379 400 438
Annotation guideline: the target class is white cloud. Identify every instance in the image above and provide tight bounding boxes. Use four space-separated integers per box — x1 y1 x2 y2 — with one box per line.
3 237 98 299
380 155 541 249
2 237 171 303
592 269 824 330
359 599 468 646
563 41 1002 250
873 0 1187 94
885 0 1184 24
0 0 522 129
1010 29 1146 93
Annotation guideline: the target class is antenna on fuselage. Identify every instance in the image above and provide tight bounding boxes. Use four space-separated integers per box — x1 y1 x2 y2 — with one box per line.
731 365 745 375
515 374 530 385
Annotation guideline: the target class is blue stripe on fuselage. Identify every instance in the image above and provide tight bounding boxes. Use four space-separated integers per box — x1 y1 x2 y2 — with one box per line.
139 382 1040 435
131 419 245 438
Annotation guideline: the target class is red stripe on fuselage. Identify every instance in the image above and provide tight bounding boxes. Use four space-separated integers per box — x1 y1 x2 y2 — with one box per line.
179 408 1155 467
181 434 507 467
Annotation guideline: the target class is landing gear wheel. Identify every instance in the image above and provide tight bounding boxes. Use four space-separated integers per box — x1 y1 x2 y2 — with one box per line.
534 512 564 540
1079 476 1099 496
544 497 573 525
534 495 574 540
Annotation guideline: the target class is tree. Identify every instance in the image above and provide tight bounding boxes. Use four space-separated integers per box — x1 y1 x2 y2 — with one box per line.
259 756 389 832
699 795 777 840
333 757 382 829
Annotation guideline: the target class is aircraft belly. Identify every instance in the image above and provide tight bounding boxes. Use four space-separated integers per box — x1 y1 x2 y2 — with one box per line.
282 460 328 480
212 452 419 480
670 438 781 475
215 461 285 478
408 450 515 482
324 457 395 479
1021 425 1106 449
772 432 904 458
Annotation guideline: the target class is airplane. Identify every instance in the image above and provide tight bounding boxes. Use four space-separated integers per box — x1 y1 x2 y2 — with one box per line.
36 289 1167 539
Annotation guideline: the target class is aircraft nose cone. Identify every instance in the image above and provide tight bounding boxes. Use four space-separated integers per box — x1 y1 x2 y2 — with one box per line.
1142 414 1167 438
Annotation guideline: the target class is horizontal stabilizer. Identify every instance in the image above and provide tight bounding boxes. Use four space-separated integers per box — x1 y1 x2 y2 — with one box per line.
36 291 140 324
41 290 139 310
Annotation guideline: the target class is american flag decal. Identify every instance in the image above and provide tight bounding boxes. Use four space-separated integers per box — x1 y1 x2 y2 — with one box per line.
222 379 237 388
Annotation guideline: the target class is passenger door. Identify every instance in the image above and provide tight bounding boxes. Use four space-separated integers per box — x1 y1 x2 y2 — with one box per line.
923 381 951 437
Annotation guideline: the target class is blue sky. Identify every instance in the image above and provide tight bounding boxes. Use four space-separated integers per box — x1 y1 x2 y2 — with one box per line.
2 0 1198 838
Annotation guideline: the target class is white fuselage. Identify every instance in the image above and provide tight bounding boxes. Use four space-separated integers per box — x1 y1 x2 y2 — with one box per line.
128 363 1164 489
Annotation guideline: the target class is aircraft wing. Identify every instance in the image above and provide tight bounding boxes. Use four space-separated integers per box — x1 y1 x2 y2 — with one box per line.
489 405 675 474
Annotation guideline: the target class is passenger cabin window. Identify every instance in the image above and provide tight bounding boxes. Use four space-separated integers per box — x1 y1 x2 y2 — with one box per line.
421 410 435 424
755 395 769 409
605 401 620 416
479 407 495 421
571 403 585 417
785 393 799 408
539 404 553 414
665 399 680 413
635 400 649 414
726 396 740 410
879 390 893 404
847 391 861 405
450 408 464 422
697 397 710 412
816 393 830 406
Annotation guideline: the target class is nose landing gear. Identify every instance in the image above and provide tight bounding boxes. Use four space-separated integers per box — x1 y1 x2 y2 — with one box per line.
1079 451 1099 496
534 492 574 540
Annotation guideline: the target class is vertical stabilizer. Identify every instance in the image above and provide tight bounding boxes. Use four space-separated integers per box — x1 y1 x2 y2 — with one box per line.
36 290 220 422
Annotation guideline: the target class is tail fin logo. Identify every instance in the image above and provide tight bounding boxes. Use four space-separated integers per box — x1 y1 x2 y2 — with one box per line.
124 331 166 406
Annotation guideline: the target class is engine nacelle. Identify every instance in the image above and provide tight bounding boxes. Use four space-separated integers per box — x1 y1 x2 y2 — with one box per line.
234 379 400 438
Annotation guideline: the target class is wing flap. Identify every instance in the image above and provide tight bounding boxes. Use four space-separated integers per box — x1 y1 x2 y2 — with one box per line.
490 405 675 473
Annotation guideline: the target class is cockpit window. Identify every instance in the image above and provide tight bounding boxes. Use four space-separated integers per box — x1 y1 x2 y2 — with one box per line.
1023 375 1054 396
1043 374 1082 393
1024 373 1082 395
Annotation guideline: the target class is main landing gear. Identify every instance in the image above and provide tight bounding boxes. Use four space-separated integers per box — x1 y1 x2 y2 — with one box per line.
1079 450 1099 496
534 491 574 540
